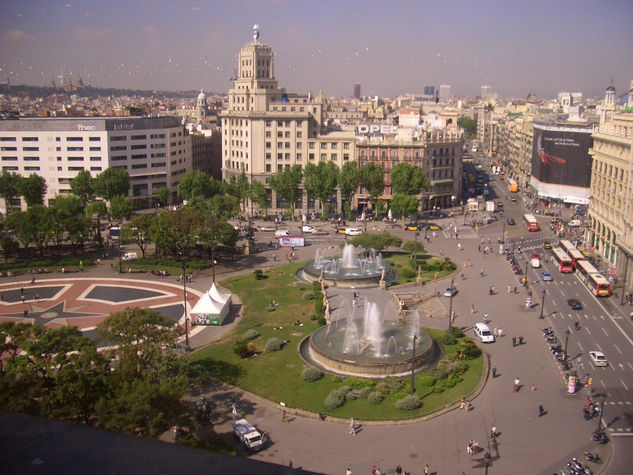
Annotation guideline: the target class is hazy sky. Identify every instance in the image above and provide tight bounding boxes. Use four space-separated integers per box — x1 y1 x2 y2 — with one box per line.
1 0 632 99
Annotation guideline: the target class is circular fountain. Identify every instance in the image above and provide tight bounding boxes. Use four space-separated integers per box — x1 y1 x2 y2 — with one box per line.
299 298 439 378
301 244 390 288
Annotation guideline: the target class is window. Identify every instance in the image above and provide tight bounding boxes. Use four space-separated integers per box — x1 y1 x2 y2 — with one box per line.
90 166 102 171
297 131 302 138
1 157 17 161
344 143 350 149
89 147 101 151
2 166 18 171
343 153 349 161
277 153 283 159
111 156 127 161
266 142 271 149
285 131 290 138
265 153 271 160
297 153 302 160
110 136 126 142
68 166 84 171
266 131 271 138
331 143 337 149
110 145 126 151
151 162 166 168
277 142 283 148
90 157 101 161
309 143 315 149
89 137 101 141
320 153 326 160
22 137 39 141
23 146 39 151
66 137 82 141
24 157 39 161
130 144 146 150
67 147 83 151
68 157 84 161
331 153 337 160
0 137 16 142
24 166 40 171
309 153 315 160
131 154 147 159
277 164 283 172
265 164 271 172
130 135 146 140
0 147 16 151
321 143 327 149
131 164 147 169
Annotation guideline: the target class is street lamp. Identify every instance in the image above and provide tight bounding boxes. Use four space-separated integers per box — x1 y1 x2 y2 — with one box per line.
180 255 190 350
410 334 417 395
596 395 606 434
524 258 529 287
448 277 455 329
563 328 571 364
539 289 546 319
414 231 420 268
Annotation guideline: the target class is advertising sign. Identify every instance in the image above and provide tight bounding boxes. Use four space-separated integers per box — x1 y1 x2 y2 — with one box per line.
531 124 593 187
278 236 305 247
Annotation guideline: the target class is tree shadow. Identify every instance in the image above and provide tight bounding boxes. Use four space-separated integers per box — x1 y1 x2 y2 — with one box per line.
194 358 245 385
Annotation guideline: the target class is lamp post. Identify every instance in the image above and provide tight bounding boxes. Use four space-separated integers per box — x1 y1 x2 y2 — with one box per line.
596 395 605 433
211 245 216 283
524 259 529 287
501 222 506 244
539 289 546 319
414 231 420 268
180 256 190 350
448 277 455 329
410 334 417 395
563 328 571 364
118 221 123 274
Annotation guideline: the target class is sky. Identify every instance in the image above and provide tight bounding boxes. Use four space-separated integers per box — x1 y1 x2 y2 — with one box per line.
0 0 632 99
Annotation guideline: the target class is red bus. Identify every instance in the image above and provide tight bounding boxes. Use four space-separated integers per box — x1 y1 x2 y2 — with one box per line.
551 247 574 273
508 178 518 193
523 213 539 232
559 240 586 268
576 260 611 296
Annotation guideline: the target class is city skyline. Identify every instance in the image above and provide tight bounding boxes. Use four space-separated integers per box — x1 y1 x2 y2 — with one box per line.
1 0 632 99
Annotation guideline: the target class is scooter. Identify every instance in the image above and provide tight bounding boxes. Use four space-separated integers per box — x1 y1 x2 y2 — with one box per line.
584 452 601 463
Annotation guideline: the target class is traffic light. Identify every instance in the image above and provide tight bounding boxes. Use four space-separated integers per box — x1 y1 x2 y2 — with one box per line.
588 377 593 386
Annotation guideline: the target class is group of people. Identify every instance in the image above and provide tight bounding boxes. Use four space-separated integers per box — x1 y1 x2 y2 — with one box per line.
466 439 480 455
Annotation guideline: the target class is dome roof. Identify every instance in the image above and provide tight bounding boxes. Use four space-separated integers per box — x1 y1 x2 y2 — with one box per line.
197 89 207 100
606 85 615 92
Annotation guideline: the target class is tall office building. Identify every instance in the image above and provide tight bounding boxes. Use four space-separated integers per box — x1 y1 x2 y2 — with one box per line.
0 117 190 211
424 85 435 96
220 26 355 215
481 84 492 99
353 84 361 99
439 84 451 101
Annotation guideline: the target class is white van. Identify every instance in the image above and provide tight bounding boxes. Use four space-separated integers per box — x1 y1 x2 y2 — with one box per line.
122 252 138 261
474 323 495 343
568 219 581 227
274 229 292 238
344 227 362 236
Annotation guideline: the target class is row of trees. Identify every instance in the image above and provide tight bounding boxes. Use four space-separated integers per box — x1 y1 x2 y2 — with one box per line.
0 309 205 436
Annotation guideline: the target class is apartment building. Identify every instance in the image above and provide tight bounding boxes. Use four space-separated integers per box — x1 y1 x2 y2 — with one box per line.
0 116 190 210
220 28 355 215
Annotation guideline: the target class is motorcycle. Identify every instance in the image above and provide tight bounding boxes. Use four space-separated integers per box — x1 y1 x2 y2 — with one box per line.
584 452 601 464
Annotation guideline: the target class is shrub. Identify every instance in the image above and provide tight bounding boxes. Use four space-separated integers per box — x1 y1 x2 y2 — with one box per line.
399 268 416 279
436 333 457 346
395 395 422 411
345 391 357 401
384 378 406 390
301 367 323 382
233 341 250 358
457 338 481 359
324 390 345 409
357 387 373 399
443 373 463 388
312 281 321 292
344 377 374 389
246 342 257 354
253 269 266 280
447 326 464 338
243 329 260 341
368 391 384 404
376 382 391 395
430 367 449 380
432 384 445 393
309 313 317 321
265 337 283 352
403 240 426 253
418 375 436 387
317 315 327 326
336 385 352 398
302 292 315 300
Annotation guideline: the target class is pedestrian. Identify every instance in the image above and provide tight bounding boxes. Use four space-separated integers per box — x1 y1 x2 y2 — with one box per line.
231 403 237 417
20 287 24 296
539 404 545 417
492 367 497 378
465 400 470 413
31 276 36 284
514 377 520 391
483 313 488 323
467 441 473 455
471 304 475 314
372 466 377 475
480 268 484 277
395 465 403 475
346 468 352 475
507 284 511 293
424 464 430 475
498 328 503 338
518 336 524 345
349 417 355 435
281 409 287 422
491 426 497 438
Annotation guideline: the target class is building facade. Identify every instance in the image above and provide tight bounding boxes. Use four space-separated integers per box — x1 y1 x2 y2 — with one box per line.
220 28 355 215
0 116 190 210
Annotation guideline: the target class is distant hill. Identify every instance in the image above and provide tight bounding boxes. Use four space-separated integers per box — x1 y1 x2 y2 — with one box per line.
0 84 225 99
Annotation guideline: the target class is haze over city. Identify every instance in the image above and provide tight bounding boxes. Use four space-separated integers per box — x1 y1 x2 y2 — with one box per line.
0 0 632 98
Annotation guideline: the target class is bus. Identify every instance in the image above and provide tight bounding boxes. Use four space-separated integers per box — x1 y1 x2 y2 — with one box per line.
551 247 574 273
523 213 539 232
576 260 611 296
559 240 586 267
508 178 518 193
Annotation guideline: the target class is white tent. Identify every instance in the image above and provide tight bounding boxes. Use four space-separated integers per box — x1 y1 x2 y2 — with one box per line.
191 282 232 326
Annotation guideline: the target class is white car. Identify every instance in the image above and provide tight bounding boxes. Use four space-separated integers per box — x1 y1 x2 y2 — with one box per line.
589 351 608 367
474 323 495 343
443 286 457 297
344 227 362 236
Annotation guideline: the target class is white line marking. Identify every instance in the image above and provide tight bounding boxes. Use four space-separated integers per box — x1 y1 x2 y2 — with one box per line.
614 344 622 354
596 342 603 351
622 380 629 391
610 363 616 372
602 328 609 337
592 315 597 320
586 327 591 335
577 342 583 351
628 363 633 371
600 379 606 387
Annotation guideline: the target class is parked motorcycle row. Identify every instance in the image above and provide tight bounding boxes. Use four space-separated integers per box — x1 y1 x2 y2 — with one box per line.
505 248 524 275
558 456 597 475
543 327 566 363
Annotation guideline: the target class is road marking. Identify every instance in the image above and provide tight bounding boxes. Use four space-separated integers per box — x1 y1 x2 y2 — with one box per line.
600 315 605 320
584 314 589 320
577 342 583 351
600 379 606 387
628 363 633 371
622 380 629 391
610 363 616 372
586 327 591 335
596 342 603 351
602 328 609 337
614 344 622 354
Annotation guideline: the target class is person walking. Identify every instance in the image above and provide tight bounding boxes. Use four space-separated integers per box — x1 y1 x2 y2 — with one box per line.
424 464 430 475
491 426 497 438
539 405 545 417
395 465 403 475
281 409 288 422
460 396 466 409
512 336 516 347
507 284 511 293
348 417 355 435
514 377 520 391
483 313 488 323
471 304 475 314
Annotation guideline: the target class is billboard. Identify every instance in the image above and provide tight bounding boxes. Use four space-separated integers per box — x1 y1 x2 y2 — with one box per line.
531 124 593 188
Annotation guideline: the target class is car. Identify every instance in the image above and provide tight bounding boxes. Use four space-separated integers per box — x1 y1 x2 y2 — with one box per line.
488 216 498 222
313 229 329 235
589 351 608 367
541 271 553 282
497 202 504 208
443 286 457 297
513 267 523 275
258 225 276 232
406 223 419 231
511 197 517 202
567 298 583 310
427 223 442 231
474 323 495 343
337 228 347 234
344 227 362 236
542 241 552 249
508 218 515 225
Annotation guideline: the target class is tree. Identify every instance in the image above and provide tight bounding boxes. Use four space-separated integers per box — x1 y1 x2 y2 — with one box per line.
7 205 53 256
348 231 402 252
268 165 303 219
390 163 429 195
359 162 385 213
19 173 47 207
0 171 22 213
85 200 108 246
121 215 153 258
51 195 92 252
249 180 269 216
231 172 250 215
390 193 420 221
69 170 95 205
150 207 204 256
339 161 361 218
177 170 219 202
458 117 477 138
109 195 133 222
156 186 170 207
94 168 130 202
304 161 339 218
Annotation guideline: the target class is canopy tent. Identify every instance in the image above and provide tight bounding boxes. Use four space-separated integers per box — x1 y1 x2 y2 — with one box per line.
190 282 232 326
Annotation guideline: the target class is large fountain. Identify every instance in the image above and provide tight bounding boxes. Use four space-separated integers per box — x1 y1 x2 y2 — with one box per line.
301 244 390 288
299 297 438 378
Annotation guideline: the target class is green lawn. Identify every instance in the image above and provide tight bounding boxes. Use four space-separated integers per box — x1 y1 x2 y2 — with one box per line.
190 261 483 420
